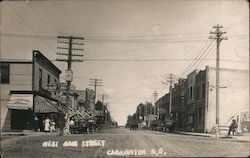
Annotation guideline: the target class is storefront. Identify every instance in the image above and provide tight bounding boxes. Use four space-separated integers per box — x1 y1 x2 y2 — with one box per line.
7 94 34 130
34 95 65 131
6 93 65 131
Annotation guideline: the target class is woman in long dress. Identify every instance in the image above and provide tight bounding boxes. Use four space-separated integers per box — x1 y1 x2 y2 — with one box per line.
44 117 50 132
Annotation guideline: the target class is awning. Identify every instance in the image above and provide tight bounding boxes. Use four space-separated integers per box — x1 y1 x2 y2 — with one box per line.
34 96 63 113
7 94 33 110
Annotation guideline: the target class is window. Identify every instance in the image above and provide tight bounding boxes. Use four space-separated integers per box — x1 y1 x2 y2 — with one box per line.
202 83 206 98
0 64 10 84
54 78 57 83
190 86 193 99
39 68 42 88
196 86 200 100
47 74 50 85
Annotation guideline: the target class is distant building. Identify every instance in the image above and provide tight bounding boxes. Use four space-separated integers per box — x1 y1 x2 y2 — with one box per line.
144 102 154 126
178 79 187 131
156 94 169 121
186 70 198 131
195 69 206 132
154 66 249 133
0 50 64 131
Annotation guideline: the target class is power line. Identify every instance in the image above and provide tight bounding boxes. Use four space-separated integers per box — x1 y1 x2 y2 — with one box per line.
179 40 214 77
178 40 210 77
5 2 56 51
83 58 216 62
0 32 208 43
186 42 216 73
193 43 216 70
2 57 246 64
1 31 246 43
2 1 28 28
27 2 54 33
184 41 214 73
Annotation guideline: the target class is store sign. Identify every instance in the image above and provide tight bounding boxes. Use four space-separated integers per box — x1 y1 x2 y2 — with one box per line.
7 94 33 110
65 70 73 82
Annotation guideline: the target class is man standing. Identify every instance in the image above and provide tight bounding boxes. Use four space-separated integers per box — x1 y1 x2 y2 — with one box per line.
228 119 238 136
34 116 39 132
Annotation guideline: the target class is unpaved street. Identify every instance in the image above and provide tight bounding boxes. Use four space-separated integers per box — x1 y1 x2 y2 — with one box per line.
1 127 249 158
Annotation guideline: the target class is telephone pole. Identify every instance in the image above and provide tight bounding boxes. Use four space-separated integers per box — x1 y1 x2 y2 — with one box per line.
168 73 174 117
162 74 175 119
209 24 227 138
56 35 84 135
88 79 102 103
152 91 158 118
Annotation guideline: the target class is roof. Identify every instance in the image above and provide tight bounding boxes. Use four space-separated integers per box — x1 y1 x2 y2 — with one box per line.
33 50 61 74
0 59 32 64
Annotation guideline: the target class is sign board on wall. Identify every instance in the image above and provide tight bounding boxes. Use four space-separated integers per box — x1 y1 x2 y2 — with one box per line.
7 94 33 110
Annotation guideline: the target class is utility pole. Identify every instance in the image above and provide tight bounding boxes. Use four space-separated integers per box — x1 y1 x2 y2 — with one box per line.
152 91 158 118
162 74 175 119
209 24 227 138
168 73 174 118
56 35 84 135
88 79 102 103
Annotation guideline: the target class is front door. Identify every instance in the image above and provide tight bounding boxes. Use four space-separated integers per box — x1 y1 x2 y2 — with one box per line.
11 109 33 130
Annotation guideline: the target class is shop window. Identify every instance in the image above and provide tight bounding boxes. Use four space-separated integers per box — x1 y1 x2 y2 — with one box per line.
0 64 10 84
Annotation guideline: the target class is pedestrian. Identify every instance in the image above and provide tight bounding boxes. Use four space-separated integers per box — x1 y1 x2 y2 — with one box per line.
228 119 238 136
50 119 56 133
69 119 75 134
34 116 39 132
44 117 51 132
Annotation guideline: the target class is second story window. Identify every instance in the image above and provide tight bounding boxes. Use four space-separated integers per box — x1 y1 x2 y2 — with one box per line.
190 86 193 100
39 68 42 88
47 74 50 85
0 64 10 84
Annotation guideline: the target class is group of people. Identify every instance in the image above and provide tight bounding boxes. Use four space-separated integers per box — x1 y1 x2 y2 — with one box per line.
34 116 56 133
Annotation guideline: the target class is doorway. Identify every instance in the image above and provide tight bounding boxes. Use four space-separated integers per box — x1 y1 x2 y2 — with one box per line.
11 109 33 130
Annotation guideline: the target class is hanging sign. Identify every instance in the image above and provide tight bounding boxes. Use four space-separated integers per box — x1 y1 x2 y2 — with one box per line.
65 70 73 82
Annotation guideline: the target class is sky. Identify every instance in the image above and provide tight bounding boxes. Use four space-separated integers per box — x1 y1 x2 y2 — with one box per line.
0 0 249 125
